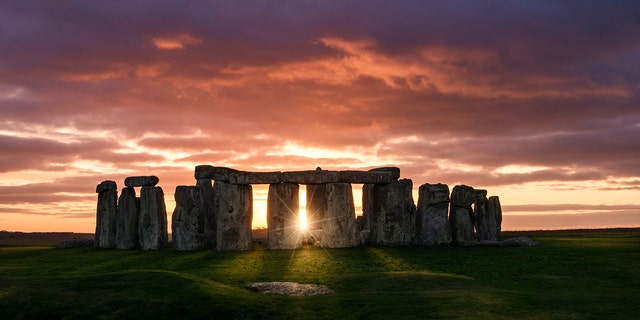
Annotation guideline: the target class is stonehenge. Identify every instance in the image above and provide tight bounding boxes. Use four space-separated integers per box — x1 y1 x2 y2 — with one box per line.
95 166 504 251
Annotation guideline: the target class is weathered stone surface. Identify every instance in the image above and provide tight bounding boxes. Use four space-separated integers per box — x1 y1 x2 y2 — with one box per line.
474 189 488 199
414 183 451 246
247 282 334 296
216 181 253 251
488 196 502 240
116 187 139 250
503 236 538 247
267 183 301 249
369 167 401 180
96 180 117 194
172 186 205 251
361 184 374 234
124 175 159 187
369 179 416 246
305 184 326 230
197 178 216 249
194 165 239 181
449 185 476 246
475 192 497 241
138 186 168 250
321 183 358 248
94 185 117 248
281 170 340 184
338 170 394 184
230 171 282 184
450 185 475 207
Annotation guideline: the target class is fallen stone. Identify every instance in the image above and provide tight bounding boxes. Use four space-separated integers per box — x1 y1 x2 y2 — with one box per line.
338 170 394 184
503 236 538 247
414 183 451 246
281 170 340 184
321 183 359 248
172 186 205 251
368 167 401 180
115 186 139 250
246 282 334 296
230 171 282 184
57 238 94 248
95 180 117 194
267 183 301 249
138 186 168 250
216 181 253 251
94 182 117 249
124 176 159 187
359 229 371 246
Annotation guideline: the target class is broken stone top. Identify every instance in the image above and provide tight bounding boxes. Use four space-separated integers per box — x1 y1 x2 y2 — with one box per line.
419 183 450 204
96 180 117 194
450 185 476 207
124 176 159 187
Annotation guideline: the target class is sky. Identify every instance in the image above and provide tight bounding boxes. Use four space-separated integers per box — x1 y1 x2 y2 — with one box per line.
1 1 640 233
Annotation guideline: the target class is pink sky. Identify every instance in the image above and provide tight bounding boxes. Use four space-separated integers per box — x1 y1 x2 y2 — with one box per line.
1 1 639 232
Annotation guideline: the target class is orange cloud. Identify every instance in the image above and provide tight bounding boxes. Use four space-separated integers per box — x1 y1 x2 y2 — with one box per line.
152 33 202 50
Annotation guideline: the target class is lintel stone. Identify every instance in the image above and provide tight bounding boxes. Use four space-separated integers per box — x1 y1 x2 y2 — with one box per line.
368 167 401 180
96 180 117 193
230 171 282 184
281 170 340 184
124 176 159 187
339 170 394 184
194 165 239 181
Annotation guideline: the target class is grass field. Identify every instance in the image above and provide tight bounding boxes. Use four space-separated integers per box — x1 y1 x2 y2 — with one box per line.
1 230 639 319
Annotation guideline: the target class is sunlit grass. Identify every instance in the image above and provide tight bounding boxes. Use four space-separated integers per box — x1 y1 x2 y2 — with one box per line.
1 231 639 319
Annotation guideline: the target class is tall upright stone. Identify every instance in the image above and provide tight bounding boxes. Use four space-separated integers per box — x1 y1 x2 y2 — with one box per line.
449 185 476 246
321 183 358 248
267 183 301 249
95 180 117 248
196 178 216 249
138 186 168 250
216 181 253 251
414 183 451 246
306 184 326 230
172 186 205 251
488 196 503 240
116 186 139 249
474 190 495 241
369 179 416 246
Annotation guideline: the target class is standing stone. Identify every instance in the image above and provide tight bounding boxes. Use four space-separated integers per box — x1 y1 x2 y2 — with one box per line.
474 190 495 241
488 196 502 240
306 184 326 230
449 185 476 246
321 183 358 248
267 183 301 249
116 186 139 249
216 181 253 251
172 186 205 251
369 179 416 246
95 180 117 248
196 178 216 249
361 183 374 235
138 186 168 250
414 183 452 246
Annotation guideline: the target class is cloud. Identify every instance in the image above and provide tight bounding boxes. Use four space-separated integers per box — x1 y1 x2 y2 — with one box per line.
0 1 639 231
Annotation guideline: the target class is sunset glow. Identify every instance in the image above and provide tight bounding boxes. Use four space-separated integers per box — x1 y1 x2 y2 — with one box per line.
1 1 639 232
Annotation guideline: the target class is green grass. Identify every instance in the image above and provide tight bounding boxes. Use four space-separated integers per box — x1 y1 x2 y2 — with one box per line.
1 231 639 319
